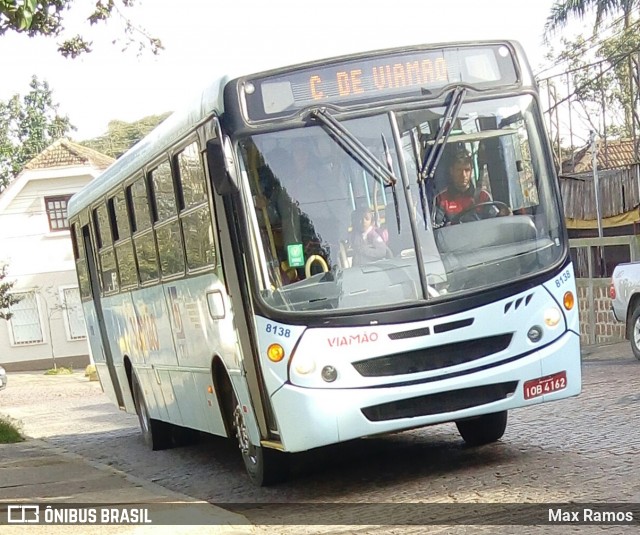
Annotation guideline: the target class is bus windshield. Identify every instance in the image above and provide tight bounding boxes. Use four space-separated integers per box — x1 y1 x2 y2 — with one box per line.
237 94 564 313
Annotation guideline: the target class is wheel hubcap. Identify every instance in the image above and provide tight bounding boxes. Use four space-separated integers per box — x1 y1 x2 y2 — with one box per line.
233 405 258 465
634 318 640 348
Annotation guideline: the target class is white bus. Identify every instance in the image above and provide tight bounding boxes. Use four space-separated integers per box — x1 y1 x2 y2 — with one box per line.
68 40 581 486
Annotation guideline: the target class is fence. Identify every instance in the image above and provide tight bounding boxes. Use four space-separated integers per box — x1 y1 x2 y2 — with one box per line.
569 235 640 345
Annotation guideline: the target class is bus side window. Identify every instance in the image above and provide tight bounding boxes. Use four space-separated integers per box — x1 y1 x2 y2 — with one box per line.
109 192 137 289
128 178 159 284
71 222 91 300
150 160 185 278
175 143 216 272
92 203 119 294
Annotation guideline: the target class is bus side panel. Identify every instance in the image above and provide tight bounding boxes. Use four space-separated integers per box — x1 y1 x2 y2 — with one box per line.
168 369 227 435
130 285 182 424
162 275 225 368
161 274 236 436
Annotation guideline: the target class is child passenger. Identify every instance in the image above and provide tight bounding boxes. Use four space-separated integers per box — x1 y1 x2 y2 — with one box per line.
349 207 388 266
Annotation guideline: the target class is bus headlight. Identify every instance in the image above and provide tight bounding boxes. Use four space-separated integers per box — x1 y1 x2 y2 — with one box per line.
294 355 316 375
544 307 562 328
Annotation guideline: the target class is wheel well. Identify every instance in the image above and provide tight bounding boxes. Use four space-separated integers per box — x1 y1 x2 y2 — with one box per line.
211 356 235 437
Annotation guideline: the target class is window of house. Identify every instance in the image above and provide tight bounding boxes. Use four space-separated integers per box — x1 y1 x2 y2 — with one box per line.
61 287 86 340
45 195 72 231
8 291 43 345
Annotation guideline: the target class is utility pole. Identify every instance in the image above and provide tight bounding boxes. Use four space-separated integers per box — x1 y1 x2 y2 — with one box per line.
590 131 605 277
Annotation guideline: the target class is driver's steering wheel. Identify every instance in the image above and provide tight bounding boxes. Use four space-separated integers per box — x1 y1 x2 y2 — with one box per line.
449 201 511 224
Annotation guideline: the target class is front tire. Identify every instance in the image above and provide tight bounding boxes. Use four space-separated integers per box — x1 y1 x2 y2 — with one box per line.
131 374 173 450
231 398 288 486
628 305 640 360
456 411 508 446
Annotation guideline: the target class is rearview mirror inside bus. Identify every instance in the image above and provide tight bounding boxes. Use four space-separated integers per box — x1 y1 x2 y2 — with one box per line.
206 136 238 195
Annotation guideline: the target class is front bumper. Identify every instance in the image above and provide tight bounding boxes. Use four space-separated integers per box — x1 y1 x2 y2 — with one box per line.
270 330 581 452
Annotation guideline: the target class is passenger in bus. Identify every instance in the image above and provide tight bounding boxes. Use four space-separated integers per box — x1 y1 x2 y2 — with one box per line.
349 207 389 266
434 149 492 226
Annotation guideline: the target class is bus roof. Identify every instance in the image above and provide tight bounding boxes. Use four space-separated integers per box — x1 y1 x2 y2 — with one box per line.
67 74 229 219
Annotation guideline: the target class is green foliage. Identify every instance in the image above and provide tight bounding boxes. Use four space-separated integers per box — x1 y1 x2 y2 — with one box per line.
545 0 640 34
0 417 24 444
44 366 73 375
79 112 171 159
544 0 640 137
0 264 21 321
0 0 163 58
0 75 73 192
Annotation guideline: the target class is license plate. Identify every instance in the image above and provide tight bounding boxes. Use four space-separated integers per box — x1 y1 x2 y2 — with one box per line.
523 371 567 400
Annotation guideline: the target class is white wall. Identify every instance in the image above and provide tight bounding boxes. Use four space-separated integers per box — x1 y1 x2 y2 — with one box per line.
0 170 94 370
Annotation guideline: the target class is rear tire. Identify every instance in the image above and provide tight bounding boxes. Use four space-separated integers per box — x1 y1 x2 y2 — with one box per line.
131 373 173 450
231 394 289 486
628 305 640 360
456 411 508 446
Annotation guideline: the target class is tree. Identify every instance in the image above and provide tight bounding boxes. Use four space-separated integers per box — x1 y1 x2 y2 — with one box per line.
545 0 639 32
545 0 640 136
0 75 74 192
79 112 171 159
0 264 21 321
0 0 162 58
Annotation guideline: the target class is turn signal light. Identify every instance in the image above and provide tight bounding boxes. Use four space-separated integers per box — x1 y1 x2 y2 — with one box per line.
563 291 575 310
267 344 285 362
609 283 616 300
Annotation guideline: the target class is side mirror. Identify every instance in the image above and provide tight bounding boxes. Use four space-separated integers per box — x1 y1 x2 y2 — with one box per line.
206 134 238 196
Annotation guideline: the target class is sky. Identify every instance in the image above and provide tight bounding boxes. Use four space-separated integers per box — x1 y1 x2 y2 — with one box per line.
0 0 561 140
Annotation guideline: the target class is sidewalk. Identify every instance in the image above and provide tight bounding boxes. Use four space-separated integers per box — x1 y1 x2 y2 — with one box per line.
0 439 257 533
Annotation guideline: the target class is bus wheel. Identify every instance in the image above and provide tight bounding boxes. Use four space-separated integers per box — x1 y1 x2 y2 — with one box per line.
455 411 508 446
232 401 288 486
131 374 172 450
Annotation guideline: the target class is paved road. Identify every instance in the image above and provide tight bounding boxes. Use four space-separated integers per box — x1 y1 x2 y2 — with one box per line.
1 343 639 533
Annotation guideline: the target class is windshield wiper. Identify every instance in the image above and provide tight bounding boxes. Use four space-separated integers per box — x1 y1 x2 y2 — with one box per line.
308 108 397 188
309 107 402 233
417 86 467 228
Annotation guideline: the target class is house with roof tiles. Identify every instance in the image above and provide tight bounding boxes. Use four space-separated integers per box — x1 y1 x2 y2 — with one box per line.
560 138 640 237
0 139 114 371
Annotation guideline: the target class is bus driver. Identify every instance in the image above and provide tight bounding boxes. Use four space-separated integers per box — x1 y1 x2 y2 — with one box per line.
434 149 492 226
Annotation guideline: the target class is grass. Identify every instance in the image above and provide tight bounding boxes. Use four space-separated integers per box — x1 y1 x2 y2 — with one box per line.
44 366 74 375
0 417 24 444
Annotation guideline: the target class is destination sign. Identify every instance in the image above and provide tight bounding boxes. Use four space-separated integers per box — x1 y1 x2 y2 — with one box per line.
242 44 518 121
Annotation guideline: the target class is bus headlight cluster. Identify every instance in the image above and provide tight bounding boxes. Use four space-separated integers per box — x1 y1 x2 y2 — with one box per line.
291 356 338 382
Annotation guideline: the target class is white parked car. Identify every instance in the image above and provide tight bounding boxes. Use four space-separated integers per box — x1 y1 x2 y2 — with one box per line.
0 365 6 391
610 262 640 359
